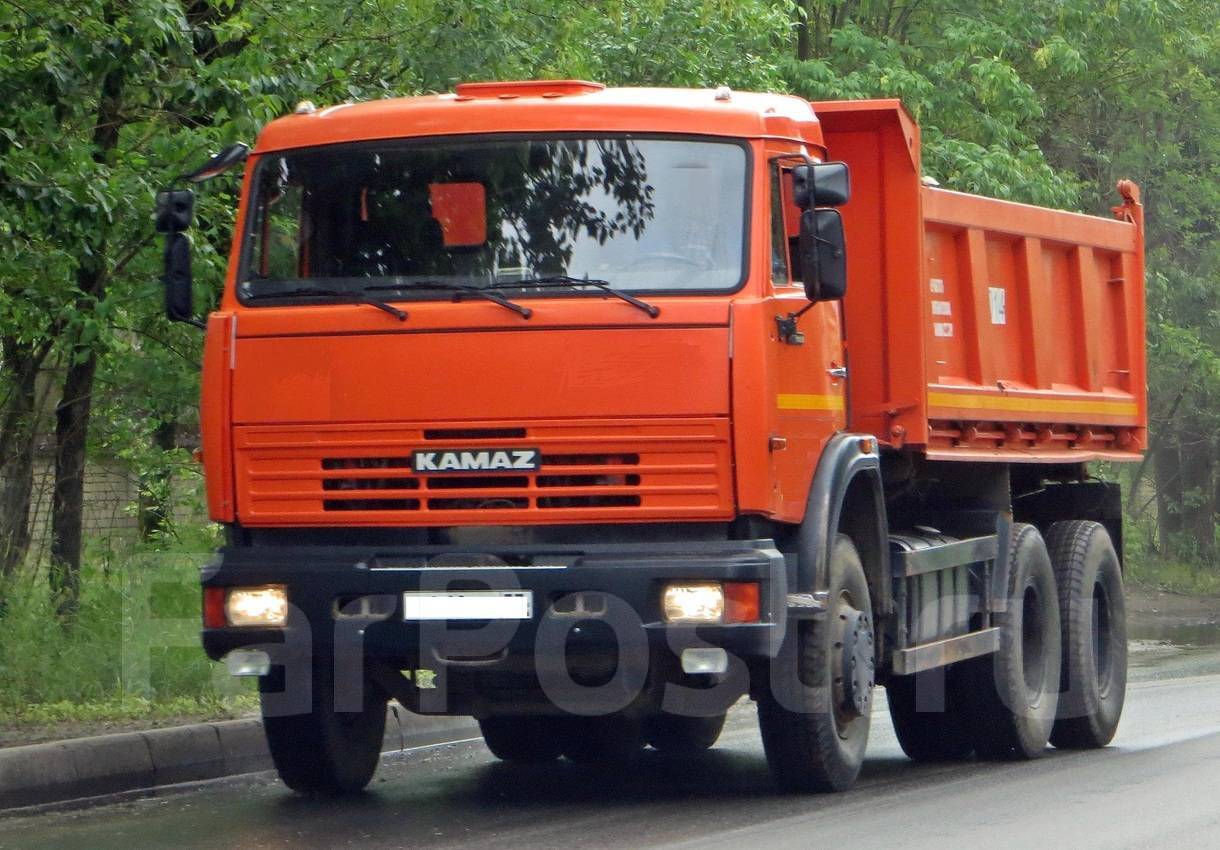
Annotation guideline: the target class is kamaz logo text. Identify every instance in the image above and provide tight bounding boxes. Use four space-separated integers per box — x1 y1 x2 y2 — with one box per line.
412 448 541 473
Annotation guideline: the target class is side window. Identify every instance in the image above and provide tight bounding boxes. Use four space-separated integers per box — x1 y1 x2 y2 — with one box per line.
770 165 790 285
769 163 804 286
254 160 307 279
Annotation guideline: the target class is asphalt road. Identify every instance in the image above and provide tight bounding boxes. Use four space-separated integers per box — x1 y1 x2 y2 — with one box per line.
3 642 1219 850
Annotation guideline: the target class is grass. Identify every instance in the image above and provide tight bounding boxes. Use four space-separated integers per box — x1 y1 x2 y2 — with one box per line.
0 526 257 740
1125 550 1220 596
1123 516 1220 597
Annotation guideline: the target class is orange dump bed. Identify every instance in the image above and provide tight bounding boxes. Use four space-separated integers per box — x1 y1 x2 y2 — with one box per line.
815 100 1147 463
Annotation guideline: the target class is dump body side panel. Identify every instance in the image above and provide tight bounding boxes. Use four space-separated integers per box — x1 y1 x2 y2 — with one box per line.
813 99 1146 463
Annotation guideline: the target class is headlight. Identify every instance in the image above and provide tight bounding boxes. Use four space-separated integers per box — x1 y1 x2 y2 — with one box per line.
224 585 288 627
663 582 724 623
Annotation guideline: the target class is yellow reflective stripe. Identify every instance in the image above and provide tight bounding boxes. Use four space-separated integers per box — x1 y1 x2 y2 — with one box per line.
927 391 1138 417
776 393 846 411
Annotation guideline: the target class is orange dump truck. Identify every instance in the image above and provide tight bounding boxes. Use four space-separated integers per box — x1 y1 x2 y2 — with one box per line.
155 81 1145 794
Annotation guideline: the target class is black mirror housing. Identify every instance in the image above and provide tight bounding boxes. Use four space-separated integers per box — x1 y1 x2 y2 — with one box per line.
799 208 848 302
155 189 195 234
163 231 194 322
792 161 851 208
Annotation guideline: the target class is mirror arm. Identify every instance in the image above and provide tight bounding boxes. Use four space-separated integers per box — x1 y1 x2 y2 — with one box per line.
776 302 816 345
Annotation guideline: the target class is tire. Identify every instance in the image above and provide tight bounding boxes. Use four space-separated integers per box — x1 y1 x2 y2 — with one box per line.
968 523 1062 760
561 714 645 764
1045 520 1127 749
886 666 975 762
479 716 565 763
645 713 727 754
261 663 388 795
758 534 874 792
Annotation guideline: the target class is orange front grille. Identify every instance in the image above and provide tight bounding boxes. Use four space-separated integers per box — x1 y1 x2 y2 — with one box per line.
233 418 733 526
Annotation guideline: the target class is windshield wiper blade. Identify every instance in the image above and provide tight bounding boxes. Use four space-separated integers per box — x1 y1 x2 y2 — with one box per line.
365 282 531 319
497 275 660 318
242 286 407 321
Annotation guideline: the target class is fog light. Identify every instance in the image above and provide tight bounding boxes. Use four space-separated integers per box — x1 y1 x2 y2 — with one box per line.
225 586 288 627
681 647 729 675
663 582 724 623
223 649 271 677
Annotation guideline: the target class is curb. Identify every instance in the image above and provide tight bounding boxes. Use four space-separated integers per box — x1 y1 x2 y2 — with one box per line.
0 708 478 811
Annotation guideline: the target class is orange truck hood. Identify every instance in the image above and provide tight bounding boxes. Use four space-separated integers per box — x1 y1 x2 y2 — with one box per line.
231 315 730 424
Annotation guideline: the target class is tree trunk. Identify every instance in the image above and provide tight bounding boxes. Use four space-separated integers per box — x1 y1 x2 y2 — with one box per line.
49 345 98 618
48 46 126 619
1154 438 1182 552
138 419 178 542
793 0 814 60
1178 429 1216 562
0 337 48 609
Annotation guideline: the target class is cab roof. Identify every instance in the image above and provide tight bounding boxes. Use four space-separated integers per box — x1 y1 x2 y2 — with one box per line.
253 81 824 154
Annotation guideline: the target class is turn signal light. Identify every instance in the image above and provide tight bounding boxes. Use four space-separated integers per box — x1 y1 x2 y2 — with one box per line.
724 581 761 623
203 587 226 628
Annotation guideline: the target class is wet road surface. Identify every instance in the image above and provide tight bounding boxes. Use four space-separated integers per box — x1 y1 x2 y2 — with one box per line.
2 637 1219 850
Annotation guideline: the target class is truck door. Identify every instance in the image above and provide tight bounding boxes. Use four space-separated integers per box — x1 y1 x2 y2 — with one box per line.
766 156 848 519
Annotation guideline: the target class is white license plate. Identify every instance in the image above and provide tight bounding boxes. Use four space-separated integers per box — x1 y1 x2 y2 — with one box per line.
402 590 532 620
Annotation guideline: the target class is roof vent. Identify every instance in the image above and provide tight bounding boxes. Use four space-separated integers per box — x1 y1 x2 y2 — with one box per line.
713 86 732 102
453 80 605 99
293 100 317 115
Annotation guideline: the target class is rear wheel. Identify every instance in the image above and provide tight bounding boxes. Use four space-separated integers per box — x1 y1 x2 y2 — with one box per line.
758 534 874 792
479 716 565 763
968 523 1061 760
645 713 726 754
261 664 388 795
886 666 975 762
1046 520 1127 749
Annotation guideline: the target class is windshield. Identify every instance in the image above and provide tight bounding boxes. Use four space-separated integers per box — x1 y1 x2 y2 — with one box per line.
239 136 748 300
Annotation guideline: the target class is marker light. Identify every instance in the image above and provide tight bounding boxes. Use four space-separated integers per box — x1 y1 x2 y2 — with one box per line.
224 586 289 627
663 582 725 623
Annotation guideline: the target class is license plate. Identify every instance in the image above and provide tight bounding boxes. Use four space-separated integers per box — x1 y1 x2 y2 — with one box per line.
402 590 532 620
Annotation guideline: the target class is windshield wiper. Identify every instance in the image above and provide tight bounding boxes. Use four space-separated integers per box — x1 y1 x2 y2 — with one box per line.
242 286 407 321
496 275 660 318
364 282 531 319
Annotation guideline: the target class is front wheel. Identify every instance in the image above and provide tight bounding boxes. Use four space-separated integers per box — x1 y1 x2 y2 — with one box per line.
479 716 565 763
261 663 388 795
645 713 726 754
561 714 645 764
758 534 874 792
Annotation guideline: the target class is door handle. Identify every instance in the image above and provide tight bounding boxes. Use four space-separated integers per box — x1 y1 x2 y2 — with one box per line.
827 366 847 380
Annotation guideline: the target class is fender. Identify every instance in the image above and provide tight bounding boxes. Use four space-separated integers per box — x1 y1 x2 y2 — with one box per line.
794 434 890 615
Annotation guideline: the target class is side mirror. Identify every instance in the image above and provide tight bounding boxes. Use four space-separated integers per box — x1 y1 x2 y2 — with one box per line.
163 232 194 323
798 208 847 302
155 189 195 234
155 189 200 326
792 161 851 208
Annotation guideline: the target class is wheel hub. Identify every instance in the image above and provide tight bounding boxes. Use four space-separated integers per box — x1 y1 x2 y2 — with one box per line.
838 608 875 718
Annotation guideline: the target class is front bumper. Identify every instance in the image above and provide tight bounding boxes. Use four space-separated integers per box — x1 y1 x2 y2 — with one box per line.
197 541 790 712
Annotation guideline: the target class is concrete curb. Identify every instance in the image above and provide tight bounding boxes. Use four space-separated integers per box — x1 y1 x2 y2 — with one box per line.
0 708 478 811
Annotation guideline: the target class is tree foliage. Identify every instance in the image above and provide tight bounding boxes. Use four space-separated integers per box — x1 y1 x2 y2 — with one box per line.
1 0 1217 612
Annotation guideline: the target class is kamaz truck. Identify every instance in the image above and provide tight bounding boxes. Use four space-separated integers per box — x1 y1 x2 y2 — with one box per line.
156 80 1145 794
